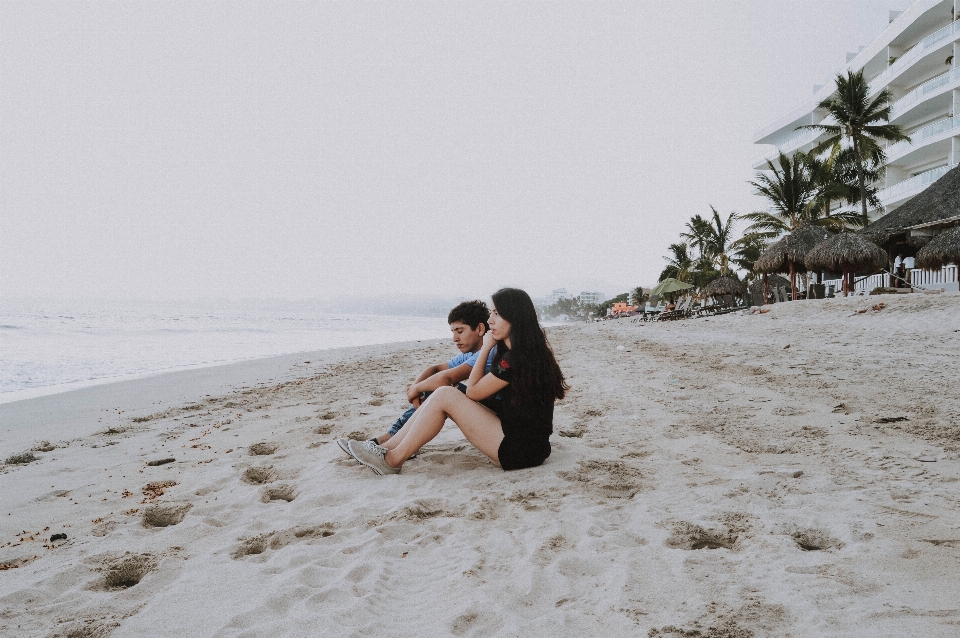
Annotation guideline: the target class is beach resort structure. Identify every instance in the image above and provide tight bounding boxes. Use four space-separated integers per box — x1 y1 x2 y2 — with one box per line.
753 0 960 292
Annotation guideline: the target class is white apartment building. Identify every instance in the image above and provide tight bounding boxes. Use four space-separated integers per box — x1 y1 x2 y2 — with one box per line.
753 0 960 221
579 291 604 305
548 288 570 304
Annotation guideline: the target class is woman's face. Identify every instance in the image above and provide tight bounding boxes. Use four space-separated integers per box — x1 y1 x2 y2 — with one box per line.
488 305 512 342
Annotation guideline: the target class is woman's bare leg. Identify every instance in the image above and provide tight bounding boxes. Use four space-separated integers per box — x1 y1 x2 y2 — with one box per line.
383 386 504 468
380 407 423 451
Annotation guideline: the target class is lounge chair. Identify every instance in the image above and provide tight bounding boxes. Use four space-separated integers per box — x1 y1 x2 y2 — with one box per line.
658 297 692 321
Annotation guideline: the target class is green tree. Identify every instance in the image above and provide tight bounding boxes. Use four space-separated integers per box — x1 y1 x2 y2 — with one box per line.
729 233 768 280
543 296 582 319
659 243 693 282
701 207 738 275
800 69 909 217
630 286 648 307
742 151 817 237
806 147 881 229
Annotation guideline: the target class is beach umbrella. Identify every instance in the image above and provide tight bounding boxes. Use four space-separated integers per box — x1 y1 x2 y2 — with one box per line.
649 278 694 298
755 226 833 300
753 237 789 275
916 225 960 270
805 232 887 297
862 164 960 246
783 225 834 296
753 237 789 304
702 276 747 299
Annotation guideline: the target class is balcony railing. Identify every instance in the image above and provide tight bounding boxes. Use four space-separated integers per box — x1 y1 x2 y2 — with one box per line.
876 163 957 203
870 20 960 93
890 68 960 120
751 128 824 167
886 117 960 162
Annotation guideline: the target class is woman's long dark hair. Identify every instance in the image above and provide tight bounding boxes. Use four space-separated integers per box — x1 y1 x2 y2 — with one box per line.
491 288 567 403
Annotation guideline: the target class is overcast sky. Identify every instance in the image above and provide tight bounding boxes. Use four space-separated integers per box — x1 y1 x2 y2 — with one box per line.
1 0 912 302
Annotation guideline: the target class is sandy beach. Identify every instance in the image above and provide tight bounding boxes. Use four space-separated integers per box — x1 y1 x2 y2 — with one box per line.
2 293 959 637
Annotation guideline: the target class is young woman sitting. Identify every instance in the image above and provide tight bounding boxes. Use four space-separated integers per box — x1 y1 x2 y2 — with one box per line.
346 287 567 474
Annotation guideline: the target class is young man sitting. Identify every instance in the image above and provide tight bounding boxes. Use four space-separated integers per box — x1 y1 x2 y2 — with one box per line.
337 300 493 455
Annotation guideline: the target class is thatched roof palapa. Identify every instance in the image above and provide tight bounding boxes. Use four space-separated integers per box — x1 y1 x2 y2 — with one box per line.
783 224 833 264
748 274 789 293
805 232 887 273
861 165 960 243
754 236 789 274
702 276 747 297
916 225 960 269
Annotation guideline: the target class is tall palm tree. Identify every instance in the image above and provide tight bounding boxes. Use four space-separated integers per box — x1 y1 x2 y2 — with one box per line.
701 207 738 275
742 151 817 237
800 69 910 217
659 242 693 283
680 214 712 258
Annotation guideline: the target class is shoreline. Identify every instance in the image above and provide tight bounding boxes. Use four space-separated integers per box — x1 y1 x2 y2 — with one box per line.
0 337 445 450
2 294 959 636
0 309 453 407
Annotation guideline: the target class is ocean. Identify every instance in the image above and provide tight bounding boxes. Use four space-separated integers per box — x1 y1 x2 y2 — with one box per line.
0 299 451 404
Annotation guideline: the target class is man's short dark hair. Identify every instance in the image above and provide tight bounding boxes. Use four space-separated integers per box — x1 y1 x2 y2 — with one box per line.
448 300 489 330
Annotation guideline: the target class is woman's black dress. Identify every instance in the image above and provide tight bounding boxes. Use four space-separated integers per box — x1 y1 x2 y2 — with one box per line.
490 353 553 471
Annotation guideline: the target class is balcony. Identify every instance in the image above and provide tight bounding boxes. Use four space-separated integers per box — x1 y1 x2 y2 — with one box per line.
876 163 957 205
751 130 823 168
885 117 960 163
889 68 960 121
870 19 960 94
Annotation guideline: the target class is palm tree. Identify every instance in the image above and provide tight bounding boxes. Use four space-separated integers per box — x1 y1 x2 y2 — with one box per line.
800 69 910 217
659 242 693 282
680 214 712 258
805 148 880 229
701 207 738 275
730 233 768 280
742 152 817 238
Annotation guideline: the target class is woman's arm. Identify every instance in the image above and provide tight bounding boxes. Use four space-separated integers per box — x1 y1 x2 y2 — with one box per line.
465 372 508 401
465 332 507 401
467 332 496 388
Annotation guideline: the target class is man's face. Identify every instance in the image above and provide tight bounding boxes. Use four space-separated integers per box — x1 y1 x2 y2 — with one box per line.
449 321 484 353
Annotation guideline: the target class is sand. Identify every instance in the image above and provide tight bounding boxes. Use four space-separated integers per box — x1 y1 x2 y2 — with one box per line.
1 293 959 637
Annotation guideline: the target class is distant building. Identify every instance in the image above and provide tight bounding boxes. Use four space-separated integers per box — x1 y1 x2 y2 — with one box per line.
549 288 569 304
579 291 604 305
609 302 638 316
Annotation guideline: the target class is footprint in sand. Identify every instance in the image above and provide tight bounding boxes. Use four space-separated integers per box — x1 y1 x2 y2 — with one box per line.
790 527 843 551
94 552 158 590
557 459 644 498
49 619 120 638
142 503 192 528
665 522 739 551
248 442 278 456
232 525 335 559
243 466 275 484
261 484 296 503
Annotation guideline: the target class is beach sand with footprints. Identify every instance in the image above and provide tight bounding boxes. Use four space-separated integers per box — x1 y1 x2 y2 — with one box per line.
2 293 959 637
